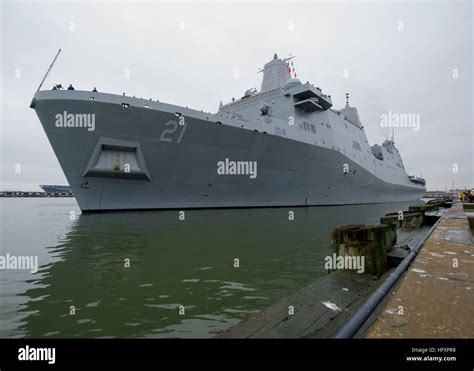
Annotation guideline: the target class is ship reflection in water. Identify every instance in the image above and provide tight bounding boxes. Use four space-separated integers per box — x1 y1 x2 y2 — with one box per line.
2 199 419 338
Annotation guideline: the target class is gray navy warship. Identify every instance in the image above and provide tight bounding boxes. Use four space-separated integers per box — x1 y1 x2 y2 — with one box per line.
31 53 426 212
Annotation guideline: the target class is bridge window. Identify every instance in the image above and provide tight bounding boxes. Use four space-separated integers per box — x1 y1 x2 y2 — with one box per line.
352 141 361 151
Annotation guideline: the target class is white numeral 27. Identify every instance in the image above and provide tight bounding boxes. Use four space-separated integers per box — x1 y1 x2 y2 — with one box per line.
159 120 187 143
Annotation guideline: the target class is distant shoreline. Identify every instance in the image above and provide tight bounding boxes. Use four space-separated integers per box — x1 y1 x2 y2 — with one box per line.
0 191 74 197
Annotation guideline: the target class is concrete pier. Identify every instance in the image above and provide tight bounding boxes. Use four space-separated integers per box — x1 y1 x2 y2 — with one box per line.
218 270 384 338
218 224 432 338
216 202 472 339
365 203 474 338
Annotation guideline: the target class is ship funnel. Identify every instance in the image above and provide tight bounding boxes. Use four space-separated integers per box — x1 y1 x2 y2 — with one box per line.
260 54 291 93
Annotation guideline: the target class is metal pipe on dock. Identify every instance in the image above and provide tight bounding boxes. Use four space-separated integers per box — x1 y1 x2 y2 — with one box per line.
332 216 443 339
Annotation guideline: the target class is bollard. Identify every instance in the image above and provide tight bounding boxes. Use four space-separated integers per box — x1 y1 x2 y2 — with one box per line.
330 224 396 277
380 211 424 228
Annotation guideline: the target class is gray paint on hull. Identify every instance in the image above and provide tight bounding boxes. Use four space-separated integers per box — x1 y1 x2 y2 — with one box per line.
34 97 425 211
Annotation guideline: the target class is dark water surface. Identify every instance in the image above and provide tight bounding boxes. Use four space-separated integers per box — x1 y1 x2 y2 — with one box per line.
0 198 417 338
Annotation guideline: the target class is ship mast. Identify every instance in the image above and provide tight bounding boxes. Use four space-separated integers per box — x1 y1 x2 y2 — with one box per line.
36 48 62 92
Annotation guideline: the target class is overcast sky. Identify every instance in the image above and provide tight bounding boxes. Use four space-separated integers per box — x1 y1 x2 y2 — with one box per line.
1 0 472 191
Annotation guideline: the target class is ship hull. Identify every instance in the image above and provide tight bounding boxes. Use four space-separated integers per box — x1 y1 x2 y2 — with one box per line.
33 92 425 212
